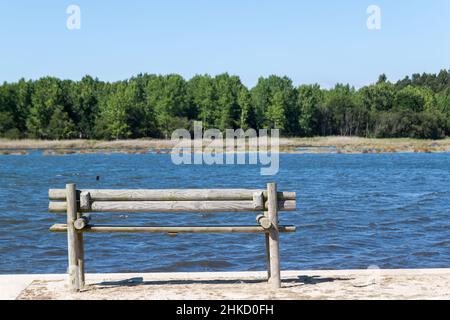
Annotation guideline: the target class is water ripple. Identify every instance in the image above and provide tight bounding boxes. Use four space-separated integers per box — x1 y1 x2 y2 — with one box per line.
0 152 449 273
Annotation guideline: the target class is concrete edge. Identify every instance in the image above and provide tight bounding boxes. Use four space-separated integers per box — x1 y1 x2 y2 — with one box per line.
1 269 450 300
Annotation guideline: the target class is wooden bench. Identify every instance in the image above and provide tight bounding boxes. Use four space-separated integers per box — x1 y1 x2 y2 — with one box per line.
48 183 297 291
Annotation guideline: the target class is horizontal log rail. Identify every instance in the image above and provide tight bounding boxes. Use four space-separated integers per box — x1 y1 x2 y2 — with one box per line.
49 189 296 201
50 224 296 233
49 200 296 213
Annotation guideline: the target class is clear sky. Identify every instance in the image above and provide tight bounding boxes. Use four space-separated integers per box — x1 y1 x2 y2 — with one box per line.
0 0 449 88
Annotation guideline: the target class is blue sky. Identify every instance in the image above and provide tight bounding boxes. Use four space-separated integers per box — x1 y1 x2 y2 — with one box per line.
0 0 449 88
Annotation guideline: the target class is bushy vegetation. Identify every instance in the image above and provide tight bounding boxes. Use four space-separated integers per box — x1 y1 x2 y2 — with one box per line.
0 71 449 140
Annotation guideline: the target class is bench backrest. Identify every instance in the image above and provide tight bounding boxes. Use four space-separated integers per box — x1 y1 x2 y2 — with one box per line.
49 188 296 213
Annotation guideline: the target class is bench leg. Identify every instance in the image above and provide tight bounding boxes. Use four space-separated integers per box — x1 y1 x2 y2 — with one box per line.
264 210 271 281
267 183 281 289
265 232 271 280
268 228 280 288
66 183 82 292
76 230 85 288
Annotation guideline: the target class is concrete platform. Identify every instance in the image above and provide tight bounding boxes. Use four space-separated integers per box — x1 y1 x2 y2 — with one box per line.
1 269 450 300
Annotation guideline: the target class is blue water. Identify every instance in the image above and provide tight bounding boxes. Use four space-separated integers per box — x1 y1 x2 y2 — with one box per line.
0 152 449 274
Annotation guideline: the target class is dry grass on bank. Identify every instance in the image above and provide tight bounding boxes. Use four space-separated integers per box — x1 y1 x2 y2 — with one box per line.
0 137 449 154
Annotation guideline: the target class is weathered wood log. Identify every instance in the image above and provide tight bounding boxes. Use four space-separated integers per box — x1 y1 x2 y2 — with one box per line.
252 192 264 210
80 192 91 211
49 224 296 233
66 184 81 292
264 210 271 280
49 189 296 201
265 233 271 280
267 182 281 289
74 214 91 230
75 216 85 288
49 199 296 213
49 201 74 212
256 214 272 229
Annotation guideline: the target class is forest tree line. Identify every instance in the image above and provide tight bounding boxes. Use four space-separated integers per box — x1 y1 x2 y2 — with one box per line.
0 70 450 140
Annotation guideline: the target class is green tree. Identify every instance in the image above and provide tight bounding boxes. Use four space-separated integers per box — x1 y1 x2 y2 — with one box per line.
435 93 450 135
323 84 364 136
360 82 395 112
265 91 287 130
238 86 256 130
411 110 446 139
377 74 388 84
394 86 436 112
47 106 76 139
359 82 395 137
251 75 296 135
0 83 17 136
297 84 323 136
11 79 32 134
251 77 271 129
0 71 449 140
146 74 189 138
187 75 216 129
26 77 66 139
68 76 101 138
214 73 243 131
373 110 413 138
98 82 132 139
0 111 15 136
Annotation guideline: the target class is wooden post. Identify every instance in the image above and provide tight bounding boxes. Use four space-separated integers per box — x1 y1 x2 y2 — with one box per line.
66 183 82 291
264 221 271 281
76 212 85 288
267 182 281 289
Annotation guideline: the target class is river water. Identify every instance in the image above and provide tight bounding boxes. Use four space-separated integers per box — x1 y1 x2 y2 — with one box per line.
0 152 449 273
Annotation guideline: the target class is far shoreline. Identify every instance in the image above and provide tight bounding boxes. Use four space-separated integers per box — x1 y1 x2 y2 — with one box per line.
0 136 450 155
